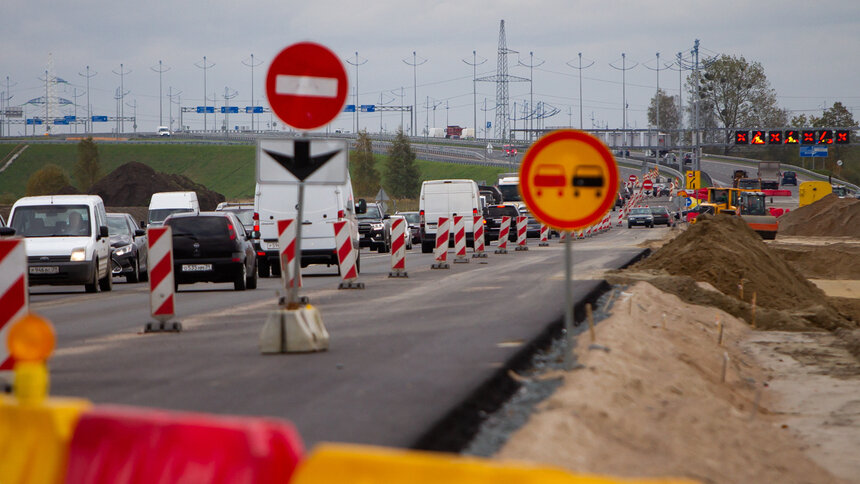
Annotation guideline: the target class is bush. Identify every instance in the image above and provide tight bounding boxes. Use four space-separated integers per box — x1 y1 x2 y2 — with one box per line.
26 164 71 196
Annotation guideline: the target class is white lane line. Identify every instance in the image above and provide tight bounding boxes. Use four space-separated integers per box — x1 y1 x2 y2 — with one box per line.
275 75 338 98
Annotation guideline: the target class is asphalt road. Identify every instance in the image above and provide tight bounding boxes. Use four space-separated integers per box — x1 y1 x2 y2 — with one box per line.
29 224 656 449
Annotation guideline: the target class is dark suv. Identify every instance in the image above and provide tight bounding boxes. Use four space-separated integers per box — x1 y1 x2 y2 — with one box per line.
357 203 391 252
649 206 673 227
165 212 257 291
781 171 797 186
485 204 520 242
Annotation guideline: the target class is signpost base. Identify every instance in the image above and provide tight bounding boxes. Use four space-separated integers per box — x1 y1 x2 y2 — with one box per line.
388 270 408 278
494 248 507 254
539 241 550 247
515 246 529 251
431 262 450 269
471 252 488 258
454 257 469 264
338 281 365 289
144 321 182 333
259 306 329 354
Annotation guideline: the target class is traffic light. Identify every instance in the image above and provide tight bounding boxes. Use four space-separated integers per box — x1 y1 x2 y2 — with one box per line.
767 131 781 144
750 130 766 145
734 130 748 144
783 130 799 144
817 130 833 144
835 130 850 144
801 130 816 145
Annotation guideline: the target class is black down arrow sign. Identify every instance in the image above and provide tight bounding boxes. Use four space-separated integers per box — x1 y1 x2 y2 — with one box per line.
264 140 340 182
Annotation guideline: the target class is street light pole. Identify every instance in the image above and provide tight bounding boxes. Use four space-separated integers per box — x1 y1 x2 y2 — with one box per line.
518 51 544 141
78 67 96 134
462 50 486 137
195 56 215 131
403 51 427 137
242 54 263 132
151 60 170 128
609 53 638 150
345 52 367 134
112 63 131 133
566 53 594 130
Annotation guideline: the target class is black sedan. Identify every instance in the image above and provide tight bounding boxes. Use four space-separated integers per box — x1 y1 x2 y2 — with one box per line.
165 212 257 291
107 213 148 283
484 204 520 242
649 206 673 227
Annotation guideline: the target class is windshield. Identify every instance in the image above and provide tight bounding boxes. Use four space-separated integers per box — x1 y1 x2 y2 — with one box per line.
357 205 382 220
741 196 767 215
107 216 131 236
11 204 91 237
400 212 420 224
498 184 521 202
149 208 193 224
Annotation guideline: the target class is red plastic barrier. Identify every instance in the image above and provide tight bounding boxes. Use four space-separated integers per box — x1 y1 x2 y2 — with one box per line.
64 405 303 484
762 189 792 197
769 207 789 217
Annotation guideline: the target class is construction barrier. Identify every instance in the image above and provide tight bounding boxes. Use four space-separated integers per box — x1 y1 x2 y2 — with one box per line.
334 220 362 289
64 405 304 484
515 216 528 251
431 217 450 269
495 216 510 254
452 215 469 263
472 215 487 258
388 217 408 277
539 225 549 246
290 443 699 484
145 226 180 332
0 238 27 372
277 219 302 289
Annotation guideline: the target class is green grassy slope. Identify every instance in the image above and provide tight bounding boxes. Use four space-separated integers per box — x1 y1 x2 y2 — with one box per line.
0 142 507 202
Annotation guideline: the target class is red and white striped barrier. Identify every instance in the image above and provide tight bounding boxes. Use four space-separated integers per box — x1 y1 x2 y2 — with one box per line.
472 215 487 258
453 215 469 263
539 225 549 246
388 217 408 277
334 220 363 288
432 217 450 269
277 219 301 289
146 226 180 332
0 238 27 373
515 216 528 251
495 216 510 254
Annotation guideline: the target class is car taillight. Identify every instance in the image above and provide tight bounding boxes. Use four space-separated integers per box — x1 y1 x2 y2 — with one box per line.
337 209 345 219
257 251 266 257
231 257 241 262
227 223 236 240
473 208 478 216
419 210 425 226
253 212 260 232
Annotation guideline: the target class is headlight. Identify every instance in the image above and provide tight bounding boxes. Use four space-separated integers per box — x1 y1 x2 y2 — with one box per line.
70 247 87 261
113 244 133 257
371 223 384 230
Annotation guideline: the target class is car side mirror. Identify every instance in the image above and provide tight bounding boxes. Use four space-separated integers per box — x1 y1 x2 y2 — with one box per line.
0 227 15 237
355 199 367 214
383 214 390 220
99 225 110 239
139 220 147 229
134 229 146 237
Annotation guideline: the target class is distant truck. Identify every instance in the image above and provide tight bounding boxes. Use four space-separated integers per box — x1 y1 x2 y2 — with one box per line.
428 127 445 138
757 161 781 190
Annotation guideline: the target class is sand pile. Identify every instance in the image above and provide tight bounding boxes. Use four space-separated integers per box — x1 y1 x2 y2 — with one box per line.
628 214 854 330
771 243 860 280
778 194 860 237
91 162 225 210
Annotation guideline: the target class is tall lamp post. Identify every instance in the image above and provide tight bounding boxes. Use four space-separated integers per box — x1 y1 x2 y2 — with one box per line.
345 52 368 134
242 54 263 132
78 67 96 133
195 56 215 131
566 53 594 129
112 63 131 133
518 51 544 141
462 50 486 137
151 60 170 127
403 51 427 137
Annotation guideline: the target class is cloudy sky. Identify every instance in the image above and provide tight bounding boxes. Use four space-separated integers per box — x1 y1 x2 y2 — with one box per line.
2 0 859 136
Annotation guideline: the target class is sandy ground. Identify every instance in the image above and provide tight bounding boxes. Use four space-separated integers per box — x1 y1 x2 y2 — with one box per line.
496 281 855 484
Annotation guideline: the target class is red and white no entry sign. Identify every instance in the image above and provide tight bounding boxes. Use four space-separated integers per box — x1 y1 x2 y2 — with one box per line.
642 179 654 190
266 42 349 130
628 174 637 183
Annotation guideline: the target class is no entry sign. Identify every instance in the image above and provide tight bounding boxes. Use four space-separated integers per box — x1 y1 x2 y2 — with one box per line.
643 179 653 191
266 42 348 130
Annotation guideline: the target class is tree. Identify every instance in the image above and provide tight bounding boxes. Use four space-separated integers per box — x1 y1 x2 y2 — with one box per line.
691 55 783 151
75 137 102 192
646 89 680 133
385 128 421 198
818 101 856 127
351 130 380 197
27 164 71 196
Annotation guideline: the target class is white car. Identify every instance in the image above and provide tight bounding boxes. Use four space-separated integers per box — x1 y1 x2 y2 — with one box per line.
157 126 171 136
390 214 412 250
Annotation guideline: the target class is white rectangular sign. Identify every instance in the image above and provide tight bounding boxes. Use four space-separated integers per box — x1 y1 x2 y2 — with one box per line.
256 139 348 185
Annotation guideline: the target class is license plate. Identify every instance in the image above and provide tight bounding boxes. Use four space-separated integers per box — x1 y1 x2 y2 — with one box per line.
266 242 279 250
182 264 212 272
29 266 59 274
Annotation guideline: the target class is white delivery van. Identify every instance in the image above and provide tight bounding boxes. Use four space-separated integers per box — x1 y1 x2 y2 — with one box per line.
254 174 366 277
9 195 113 292
147 191 200 227
419 179 480 253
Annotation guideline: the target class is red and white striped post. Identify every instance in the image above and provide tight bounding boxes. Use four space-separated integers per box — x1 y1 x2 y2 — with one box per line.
452 215 469 264
431 217 450 269
515 215 528 251
146 226 181 332
494 216 510 254
277 219 302 291
472 215 487 259
539 225 550 246
334 220 363 289
388 217 408 278
0 238 27 374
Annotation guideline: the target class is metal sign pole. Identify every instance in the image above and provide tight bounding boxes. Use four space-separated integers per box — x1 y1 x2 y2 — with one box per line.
288 180 305 309
564 230 574 369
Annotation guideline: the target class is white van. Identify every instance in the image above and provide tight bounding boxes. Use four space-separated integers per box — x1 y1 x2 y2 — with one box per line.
419 179 480 253
148 191 200 227
254 175 365 277
9 195 113 292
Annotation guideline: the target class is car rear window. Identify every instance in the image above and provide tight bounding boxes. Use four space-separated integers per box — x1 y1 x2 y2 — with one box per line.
488 206 519 217
166 216 229 238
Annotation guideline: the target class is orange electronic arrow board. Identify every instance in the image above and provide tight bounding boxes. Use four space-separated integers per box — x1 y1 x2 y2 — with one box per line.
519 130 618 231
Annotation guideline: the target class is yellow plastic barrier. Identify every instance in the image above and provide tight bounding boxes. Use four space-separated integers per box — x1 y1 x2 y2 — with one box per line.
0 395 91 484
291 443 699 484
798 180 831 207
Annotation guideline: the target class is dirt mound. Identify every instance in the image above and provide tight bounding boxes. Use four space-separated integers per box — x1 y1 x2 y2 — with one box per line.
630 214 853 330
771 243 860 280
56 184 81 195
778 194 860 237
91 162 224 210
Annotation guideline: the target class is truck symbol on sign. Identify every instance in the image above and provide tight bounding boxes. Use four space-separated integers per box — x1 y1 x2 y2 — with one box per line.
534 164 566 197
572 165 604 198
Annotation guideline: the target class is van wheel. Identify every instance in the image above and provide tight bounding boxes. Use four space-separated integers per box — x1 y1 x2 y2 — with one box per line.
356 252 361 274
98 259 112 292
85 261 99 293
234 263 247 291
257 259 270 278
246 261 258 290
421 241 433 254
271 262 281 277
